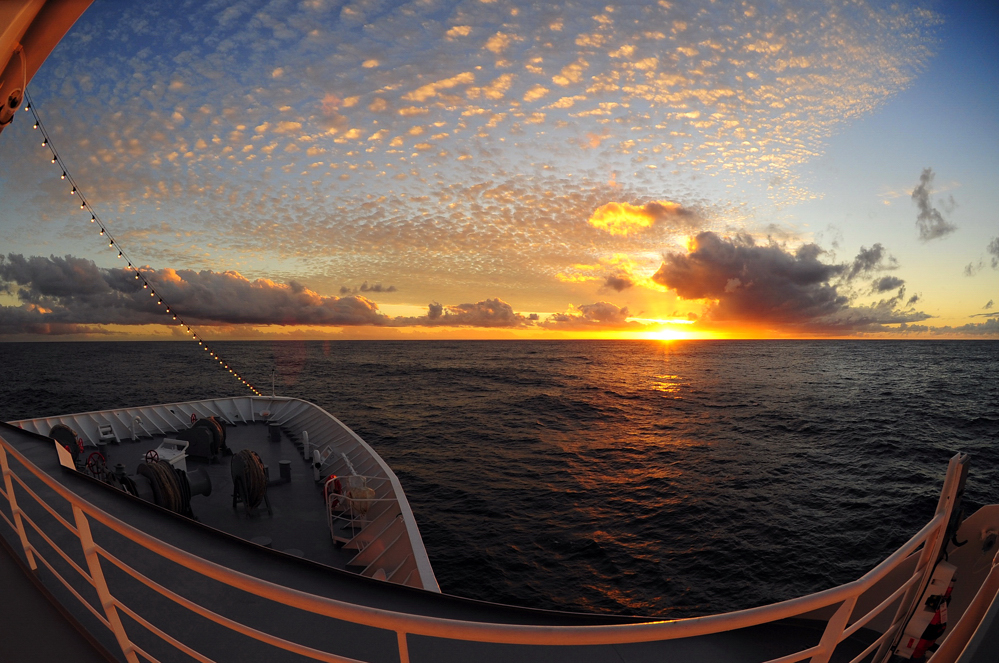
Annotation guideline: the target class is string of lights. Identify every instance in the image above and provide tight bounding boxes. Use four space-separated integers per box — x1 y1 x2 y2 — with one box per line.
21 91 261 396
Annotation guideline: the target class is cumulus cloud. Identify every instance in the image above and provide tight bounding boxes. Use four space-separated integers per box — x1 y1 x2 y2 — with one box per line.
651 233 929 332
964 261 983 277
911 168 957 241
989 237 999 269
602 274 635 292
339 281 397 295
0 254 388 333
395 299 532 328
899 317 999 336
871 275 905 293
848 243 897 280
587 200 698 236
541 301 638 330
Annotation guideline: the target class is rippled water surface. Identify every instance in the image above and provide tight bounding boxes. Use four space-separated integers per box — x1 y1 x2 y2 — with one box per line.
1 340 996 618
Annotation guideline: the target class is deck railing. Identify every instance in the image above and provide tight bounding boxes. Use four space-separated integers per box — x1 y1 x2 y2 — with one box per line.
0 423 966 663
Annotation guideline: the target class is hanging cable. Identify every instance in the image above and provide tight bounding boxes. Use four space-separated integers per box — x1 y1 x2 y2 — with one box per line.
21 90 261 396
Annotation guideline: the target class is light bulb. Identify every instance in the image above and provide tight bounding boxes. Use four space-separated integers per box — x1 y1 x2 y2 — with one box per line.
42 139 47 146
51 157 57 163
33 122 39 129
91 216 96 222
61 172 66 179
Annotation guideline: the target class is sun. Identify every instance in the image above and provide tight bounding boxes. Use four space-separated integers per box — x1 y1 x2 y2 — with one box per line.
634 328 698 341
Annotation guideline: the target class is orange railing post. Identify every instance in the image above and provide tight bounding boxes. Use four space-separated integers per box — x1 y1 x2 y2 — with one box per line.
72 504 140 663
0 442 36 571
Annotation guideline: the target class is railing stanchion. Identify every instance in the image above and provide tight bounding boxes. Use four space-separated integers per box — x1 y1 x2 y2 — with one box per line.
872 453 967 663
0 442 36 570
810 596 857 663
72 504 140 663
397 631 410 663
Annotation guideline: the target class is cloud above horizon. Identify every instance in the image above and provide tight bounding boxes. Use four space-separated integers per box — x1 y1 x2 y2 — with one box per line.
0 253 388 332
0 254 649 335
911 168 957 241
651 232 930 332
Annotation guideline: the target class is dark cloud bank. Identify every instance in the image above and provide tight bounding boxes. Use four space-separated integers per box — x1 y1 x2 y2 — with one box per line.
651 232 953 334
0 254 388 334
0 254 539 334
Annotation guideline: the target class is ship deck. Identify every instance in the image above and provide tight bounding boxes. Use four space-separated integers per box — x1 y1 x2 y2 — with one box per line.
91 419 363 570
0 418 893 663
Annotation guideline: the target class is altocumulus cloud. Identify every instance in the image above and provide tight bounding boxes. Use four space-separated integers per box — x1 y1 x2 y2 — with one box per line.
651 233 930 332
0 255 388 333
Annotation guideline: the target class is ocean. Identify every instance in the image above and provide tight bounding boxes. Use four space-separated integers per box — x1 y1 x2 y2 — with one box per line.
1 340 996 618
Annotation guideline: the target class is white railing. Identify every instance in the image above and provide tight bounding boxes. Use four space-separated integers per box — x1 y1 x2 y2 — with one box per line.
0 428 966 663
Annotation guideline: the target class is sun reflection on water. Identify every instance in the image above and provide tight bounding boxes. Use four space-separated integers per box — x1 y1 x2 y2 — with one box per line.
650 374 685 398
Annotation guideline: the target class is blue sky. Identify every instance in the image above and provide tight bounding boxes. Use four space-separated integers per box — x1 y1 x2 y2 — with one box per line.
0 0 996 339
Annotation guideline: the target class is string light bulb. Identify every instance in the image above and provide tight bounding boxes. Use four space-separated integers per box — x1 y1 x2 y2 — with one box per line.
26 90 254 396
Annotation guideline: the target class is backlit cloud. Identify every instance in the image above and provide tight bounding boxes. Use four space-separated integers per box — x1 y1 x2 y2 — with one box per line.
587 201 698 237
651 233 930 332
541 301 638 330
0 254 388 331
397 299 532 328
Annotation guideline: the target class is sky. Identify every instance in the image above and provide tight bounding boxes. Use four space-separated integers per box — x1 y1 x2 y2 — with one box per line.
0 0 997 341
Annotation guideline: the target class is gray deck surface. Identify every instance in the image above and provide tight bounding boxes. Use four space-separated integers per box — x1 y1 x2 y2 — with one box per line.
0 419 883 663
0 536 114 662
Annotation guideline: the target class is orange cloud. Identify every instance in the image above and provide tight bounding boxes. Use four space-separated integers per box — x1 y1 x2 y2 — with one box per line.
587 200 696 236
